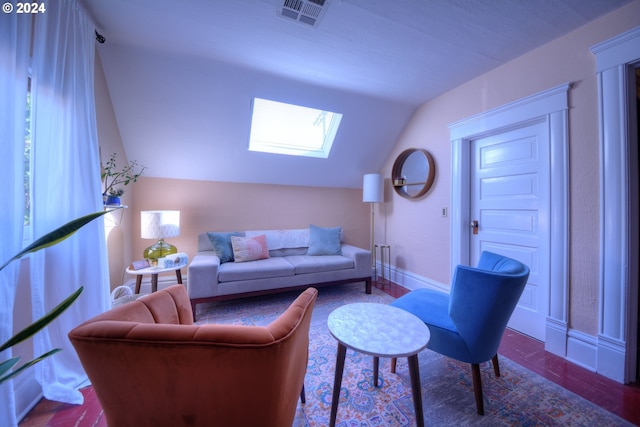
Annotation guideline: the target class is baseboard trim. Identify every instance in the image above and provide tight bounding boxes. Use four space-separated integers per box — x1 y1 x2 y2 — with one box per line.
566 329 598 372
376 262 448 292
545 317 568 356
14 372 42 423
547 320 628 382
596 333 628 383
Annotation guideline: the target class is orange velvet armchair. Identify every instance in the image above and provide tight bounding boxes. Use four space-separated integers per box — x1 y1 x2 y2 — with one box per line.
68 284 318 427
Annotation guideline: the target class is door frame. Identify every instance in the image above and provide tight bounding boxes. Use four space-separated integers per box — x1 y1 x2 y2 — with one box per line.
592 26 640 383
449 83 570 356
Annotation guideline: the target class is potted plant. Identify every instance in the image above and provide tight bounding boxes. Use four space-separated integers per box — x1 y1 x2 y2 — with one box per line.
101 152 145 205
0 209 118 384
105 187 125 206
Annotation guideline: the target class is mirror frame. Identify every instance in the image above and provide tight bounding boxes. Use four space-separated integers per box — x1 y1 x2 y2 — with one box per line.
391 148 435 199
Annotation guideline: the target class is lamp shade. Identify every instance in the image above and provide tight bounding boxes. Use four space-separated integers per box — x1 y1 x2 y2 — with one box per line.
363 173 384 203
141 210 180 239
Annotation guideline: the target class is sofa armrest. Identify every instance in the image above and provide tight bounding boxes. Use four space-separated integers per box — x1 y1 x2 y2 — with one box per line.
340 244 371 278
187 251 220 299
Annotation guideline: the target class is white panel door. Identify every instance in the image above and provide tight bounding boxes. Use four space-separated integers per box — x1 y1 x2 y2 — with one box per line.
470 121 550 340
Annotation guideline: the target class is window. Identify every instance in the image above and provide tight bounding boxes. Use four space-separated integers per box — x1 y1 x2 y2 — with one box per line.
249 98 342 159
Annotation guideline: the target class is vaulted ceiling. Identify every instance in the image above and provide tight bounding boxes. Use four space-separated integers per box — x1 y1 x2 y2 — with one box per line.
80 0 631 188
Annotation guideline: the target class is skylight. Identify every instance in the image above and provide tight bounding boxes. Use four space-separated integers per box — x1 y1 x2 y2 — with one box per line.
249 98 342 159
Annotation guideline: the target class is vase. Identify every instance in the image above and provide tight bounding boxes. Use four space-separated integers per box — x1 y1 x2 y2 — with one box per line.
106 195 121 206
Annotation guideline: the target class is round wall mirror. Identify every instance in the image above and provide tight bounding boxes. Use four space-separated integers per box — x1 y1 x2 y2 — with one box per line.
391 148 435 199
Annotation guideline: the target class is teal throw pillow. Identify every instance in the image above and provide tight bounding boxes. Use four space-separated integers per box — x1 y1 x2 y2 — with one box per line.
307 225 342 256
207 231 243 263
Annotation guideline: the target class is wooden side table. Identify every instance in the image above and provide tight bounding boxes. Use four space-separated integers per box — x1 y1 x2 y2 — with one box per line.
126 263 185 294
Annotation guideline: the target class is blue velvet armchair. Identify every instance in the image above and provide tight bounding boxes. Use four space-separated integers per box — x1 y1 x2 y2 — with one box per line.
390 251 530 415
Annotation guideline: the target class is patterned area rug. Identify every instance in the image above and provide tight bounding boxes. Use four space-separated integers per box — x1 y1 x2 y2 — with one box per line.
195 284 632 427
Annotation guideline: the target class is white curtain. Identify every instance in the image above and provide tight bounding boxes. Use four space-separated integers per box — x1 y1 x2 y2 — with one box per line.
29 0 110 405
0 8 31 427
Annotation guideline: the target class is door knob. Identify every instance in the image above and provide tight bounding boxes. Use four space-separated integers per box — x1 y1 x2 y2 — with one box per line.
470 220 479 235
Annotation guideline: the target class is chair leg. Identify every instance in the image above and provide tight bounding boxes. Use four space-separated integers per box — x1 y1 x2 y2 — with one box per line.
491 354 500 377
471 363 484 415
390 357 397 373
300 384 305 404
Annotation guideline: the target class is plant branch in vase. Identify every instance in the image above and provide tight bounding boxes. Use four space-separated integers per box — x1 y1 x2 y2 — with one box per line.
101 153 145 205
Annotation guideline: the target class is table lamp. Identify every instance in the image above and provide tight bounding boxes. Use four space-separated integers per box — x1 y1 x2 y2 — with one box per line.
141 210 180 264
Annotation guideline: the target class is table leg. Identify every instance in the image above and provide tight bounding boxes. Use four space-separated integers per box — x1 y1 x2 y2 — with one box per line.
135 276 142 294
408 354 424 427
380 245 386 285
329 343 347 427
151 274 158 293
176 269 183 284
373 356 380 387
373 244 379 281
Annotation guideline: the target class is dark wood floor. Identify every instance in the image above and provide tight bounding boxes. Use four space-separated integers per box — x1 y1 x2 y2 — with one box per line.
377 280 640 426
499 328 640 425
18 281 640 426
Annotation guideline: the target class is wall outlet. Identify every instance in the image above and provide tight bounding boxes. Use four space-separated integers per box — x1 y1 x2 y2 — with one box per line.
441 207 448 217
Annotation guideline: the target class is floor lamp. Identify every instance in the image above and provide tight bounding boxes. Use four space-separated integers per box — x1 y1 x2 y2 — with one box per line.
363 174 384 280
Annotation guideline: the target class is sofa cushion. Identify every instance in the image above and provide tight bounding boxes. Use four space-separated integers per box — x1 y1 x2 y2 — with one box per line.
218 257 295 282
231 235 270 262
286 254 353 274
246 229 309 250
269 247 308 257
307 225 342 256
207 232 243 263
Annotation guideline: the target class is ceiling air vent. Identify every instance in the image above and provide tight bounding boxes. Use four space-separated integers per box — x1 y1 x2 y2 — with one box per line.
278 0 330 28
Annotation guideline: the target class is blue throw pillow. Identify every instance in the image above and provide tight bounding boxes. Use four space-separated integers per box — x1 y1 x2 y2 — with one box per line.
307 225 342 256
207 232 243 263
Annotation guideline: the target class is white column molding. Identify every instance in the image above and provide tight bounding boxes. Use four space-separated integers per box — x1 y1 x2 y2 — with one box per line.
598 65 628 341
592 26 640 383
545 107 571 356
450 136 471 274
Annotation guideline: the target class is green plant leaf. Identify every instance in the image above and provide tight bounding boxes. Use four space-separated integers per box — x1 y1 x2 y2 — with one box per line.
0 287 83 352
0 349 61 384
0 209 119 384
0 357 20 379
0 209 120 271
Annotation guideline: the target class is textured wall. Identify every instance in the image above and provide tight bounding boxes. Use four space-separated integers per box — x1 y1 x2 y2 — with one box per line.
128 177 369 269
379 0 640 335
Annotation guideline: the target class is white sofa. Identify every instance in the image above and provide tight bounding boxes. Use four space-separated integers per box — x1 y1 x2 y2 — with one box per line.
187 227 371 318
